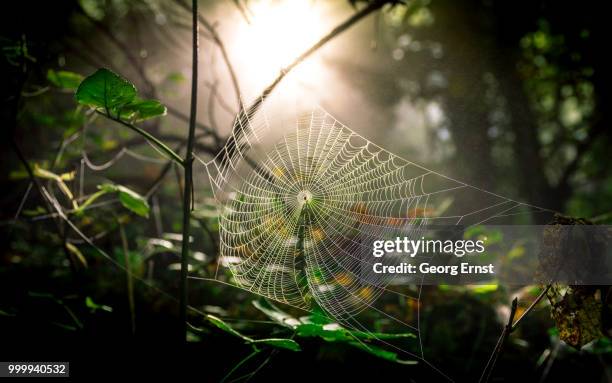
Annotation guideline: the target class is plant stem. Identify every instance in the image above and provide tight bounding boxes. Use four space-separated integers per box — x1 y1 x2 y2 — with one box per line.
178 0 199 341
74 189 107 214
99 111 184 166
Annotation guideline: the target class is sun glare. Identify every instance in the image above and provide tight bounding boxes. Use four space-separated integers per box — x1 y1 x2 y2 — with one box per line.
233 0 327 92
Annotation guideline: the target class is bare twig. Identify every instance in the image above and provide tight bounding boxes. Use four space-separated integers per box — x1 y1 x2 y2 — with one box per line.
232 0 252 24
479 298 519 383
479 285 551 382
176 0 243 110
511 285 551 331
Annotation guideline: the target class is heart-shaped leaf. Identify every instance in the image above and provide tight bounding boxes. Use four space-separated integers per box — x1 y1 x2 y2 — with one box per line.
75 68 136 112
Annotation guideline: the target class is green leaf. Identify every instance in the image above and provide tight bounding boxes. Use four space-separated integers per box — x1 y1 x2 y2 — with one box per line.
47 69 84 90
296 322 415 342
252 299 301 328
85 296 113 313
349 341 418 365
294 322 416 364
207 314 247 340
65 242 87 268
75 68 167 123
119 98 167 121
469 284 499 294
33 164 77 209
99 184 150 218
75 68 136 112
206 315 301 352
0 309 16 317
251 338 301 351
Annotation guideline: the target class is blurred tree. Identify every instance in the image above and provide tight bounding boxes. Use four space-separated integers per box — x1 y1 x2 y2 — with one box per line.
383 0 610 220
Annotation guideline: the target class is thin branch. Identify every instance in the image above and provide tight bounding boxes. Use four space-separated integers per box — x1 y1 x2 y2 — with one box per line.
178 0 199 341
176 0 243 110
232 0 252 24
479 298 519 383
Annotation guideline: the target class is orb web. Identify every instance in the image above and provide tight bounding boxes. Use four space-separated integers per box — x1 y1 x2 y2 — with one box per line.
195 104 553 377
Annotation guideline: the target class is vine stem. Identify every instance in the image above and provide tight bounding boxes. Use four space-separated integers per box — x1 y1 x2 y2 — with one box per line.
178 0 199 340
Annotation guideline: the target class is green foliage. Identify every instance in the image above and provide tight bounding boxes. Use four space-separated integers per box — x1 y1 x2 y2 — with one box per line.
65 242 87 268
31 165 77 209
250 338 301 351
85 296 113 313
99 184 150 218
47 69 84 90
77 183 150 218
251 299 301 328
75 68 136 111
349 341 417 365
75 68 166 121
119 99 167 121
295 322 416 342
206 314 301 352
252 299 417 364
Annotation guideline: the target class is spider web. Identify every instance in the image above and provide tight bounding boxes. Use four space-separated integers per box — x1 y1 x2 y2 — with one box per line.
195 104 554 379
